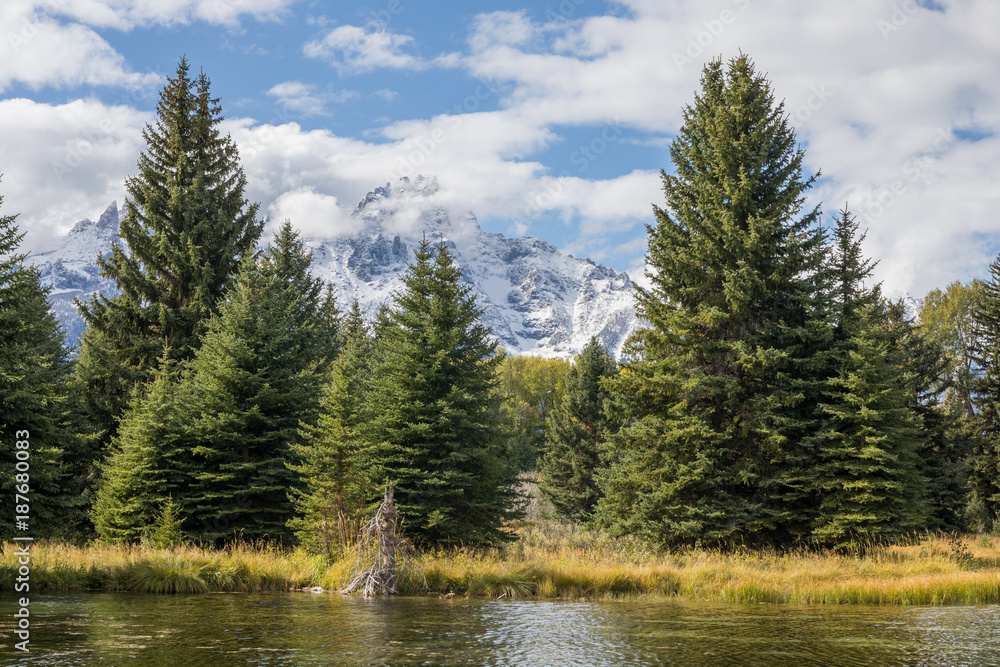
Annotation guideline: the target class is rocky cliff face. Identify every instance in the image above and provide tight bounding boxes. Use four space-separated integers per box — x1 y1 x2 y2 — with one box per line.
29 178 641 358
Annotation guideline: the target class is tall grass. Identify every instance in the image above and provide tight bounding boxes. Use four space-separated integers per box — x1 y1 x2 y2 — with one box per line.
0 541 324 594
5 526 1000 605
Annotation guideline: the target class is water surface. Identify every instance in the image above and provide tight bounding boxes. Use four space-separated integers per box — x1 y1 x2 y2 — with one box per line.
2 593 999 665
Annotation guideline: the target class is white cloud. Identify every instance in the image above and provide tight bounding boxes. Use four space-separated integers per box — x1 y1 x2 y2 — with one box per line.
450 0 1000 296
0 98 149 252
11 0 1000 301
267 187 354 238
304 25 421 73
37 0 294 30
303 24 458 74
265 81 358 117
0 4 161 92
0 0 295 92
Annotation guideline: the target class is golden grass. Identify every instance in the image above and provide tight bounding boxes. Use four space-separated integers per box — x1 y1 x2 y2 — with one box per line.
5 525 1000 605
0 541 325 594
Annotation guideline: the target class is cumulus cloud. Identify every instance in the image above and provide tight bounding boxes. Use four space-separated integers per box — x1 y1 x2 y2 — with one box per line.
0 0 295 92
452 0 1000 296
9 0 1000 300
267 187 355 238
0 98 149 252
303 25 459 74
265 81 358 117
0 4 161 92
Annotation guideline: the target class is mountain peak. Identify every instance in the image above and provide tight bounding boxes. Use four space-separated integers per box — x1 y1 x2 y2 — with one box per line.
69 201 120 235
33 184 639 359
353 175 441 216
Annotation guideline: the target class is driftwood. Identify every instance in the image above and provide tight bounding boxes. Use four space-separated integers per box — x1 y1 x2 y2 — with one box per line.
340 485 409 596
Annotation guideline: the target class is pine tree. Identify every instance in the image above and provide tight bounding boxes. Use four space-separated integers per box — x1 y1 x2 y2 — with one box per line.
181 236 327 543
365 238 522 546
808 305 926 548
76 57 261 439
774 210 929 546
899 318 968 532
0 189 86 540
594 55 826 547
91 355 192 543
773 209 878 538
93 224 331 544
289 314 374 560
970 254 1000 530
538 337 617 522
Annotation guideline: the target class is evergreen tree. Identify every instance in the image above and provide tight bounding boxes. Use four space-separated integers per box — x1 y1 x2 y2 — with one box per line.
181 236 327 543
91 356 192 542
365 238 522 546
970 254 1000 530
774 209 878 538
267 220 340 370
808 305 926 548
93 224 330 544
76 57 261 440
777 210 928 546
594 55 826 547
898 315 968 532
289 313 374 560
538 337 617 522
0 189 86 540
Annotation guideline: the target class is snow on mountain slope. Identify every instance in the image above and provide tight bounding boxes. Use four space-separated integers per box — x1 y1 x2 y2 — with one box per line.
28 178 641 359
29 201 122 346
305 176 639 358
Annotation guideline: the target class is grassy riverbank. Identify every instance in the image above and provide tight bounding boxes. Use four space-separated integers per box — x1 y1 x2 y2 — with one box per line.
5 522 1000 605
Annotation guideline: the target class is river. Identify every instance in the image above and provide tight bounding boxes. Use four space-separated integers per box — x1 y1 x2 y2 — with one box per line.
2 593 1000 665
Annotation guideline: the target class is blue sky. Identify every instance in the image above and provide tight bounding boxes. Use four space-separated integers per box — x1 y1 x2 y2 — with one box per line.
2 0 999 297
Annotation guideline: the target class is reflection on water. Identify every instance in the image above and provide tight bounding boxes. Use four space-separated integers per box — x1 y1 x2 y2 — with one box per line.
1 593 999 665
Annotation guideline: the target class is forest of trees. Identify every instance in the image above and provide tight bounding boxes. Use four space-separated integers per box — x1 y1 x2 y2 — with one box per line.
4 54 1000 553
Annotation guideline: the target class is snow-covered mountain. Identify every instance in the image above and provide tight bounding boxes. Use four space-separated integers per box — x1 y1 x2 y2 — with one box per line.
29 201 122 346
29 178 641 358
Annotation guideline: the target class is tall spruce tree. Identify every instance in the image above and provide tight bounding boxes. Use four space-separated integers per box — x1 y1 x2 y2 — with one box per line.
807 304 926 547
0 189 86 539
538 337 617 522
181 227 329 543
785 211 928 546
970 254 1000 530
77 57 261 440
594 55 826 547
93 224 331 543
365 238 522 546
895 309 968 532
91 355 192 542
289 309 374 560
